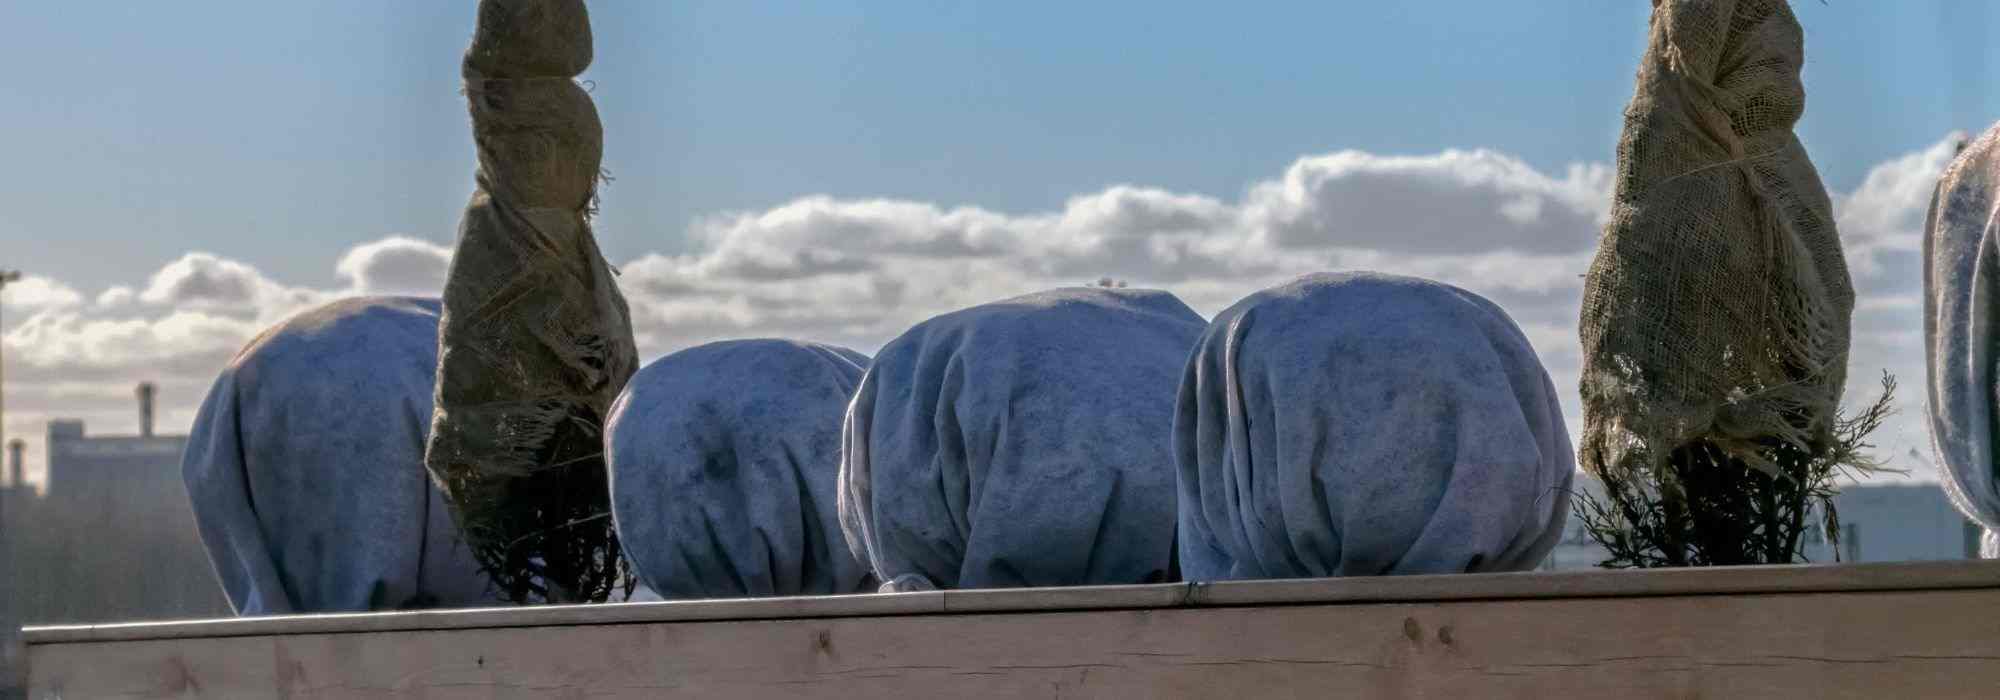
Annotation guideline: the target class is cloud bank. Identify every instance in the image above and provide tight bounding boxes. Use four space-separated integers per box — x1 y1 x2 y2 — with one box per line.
1 137 1959 489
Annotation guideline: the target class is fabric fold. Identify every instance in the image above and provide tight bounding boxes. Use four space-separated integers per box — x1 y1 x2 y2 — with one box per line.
1924 126 2000 557
1175 272 1573 580
839 287 1204 591
184 297 491 615
608 339 876 598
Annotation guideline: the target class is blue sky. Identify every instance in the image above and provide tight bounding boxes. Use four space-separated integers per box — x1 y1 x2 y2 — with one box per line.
2 1 1990 292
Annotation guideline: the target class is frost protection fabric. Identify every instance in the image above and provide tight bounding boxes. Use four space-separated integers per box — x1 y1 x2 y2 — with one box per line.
608 339 876 599
1924 125 2000 558
1176 272 1573 581
839 288 1205 591
183 297 492 615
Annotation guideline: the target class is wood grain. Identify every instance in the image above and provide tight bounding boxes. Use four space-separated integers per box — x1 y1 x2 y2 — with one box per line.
28 559 2000 644
25 561 2000 698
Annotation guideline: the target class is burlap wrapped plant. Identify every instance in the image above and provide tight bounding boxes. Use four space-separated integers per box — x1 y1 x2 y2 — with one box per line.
1576 0 1882 566
425 0 638 603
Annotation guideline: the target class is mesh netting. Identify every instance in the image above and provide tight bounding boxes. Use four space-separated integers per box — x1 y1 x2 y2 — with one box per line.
425 0 638 604
1579 0 1854 482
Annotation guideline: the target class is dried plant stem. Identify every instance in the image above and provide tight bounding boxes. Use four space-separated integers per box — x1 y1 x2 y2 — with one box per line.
1576 372 1900 568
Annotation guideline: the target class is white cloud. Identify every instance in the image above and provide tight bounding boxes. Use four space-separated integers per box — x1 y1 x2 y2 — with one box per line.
0 136 1967 488
1243 150 1614 255
335 236 453 295
1837 134 1967 276
134 252 326 318
94 286 135 308
6 311 258 375
1811 135 1971 484
614 148 1618 355
2 276 84 311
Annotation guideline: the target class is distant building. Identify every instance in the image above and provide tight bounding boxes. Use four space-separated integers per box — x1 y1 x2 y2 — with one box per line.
1804 484 1983 563
1 384 229 624
1545 479 1982 570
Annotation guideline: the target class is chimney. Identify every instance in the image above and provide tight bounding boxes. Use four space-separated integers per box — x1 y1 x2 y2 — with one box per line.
7 439 21 487
137 381 157 439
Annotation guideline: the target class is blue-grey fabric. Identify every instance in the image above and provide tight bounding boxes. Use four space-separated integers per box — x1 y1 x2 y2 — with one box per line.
1924 125 2000 558
183 297 492 615
607 339 876 599
1176 272 1573 581
839 287 1205 591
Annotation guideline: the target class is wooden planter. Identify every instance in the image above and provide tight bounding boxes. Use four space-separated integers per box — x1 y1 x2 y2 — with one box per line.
20 560 2000 698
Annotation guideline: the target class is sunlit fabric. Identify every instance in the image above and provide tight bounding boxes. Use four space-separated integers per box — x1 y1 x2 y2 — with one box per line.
839 287 1205 591
1923 125 2000 558
182 297 491 615
1176 272 1573 581
608 339 876 599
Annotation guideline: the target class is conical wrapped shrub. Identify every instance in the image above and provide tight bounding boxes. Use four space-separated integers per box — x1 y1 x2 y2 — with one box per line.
425 0 638 603
1576 0 1859 565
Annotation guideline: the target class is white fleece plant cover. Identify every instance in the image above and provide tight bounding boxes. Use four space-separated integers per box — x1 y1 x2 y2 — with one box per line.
607 339 876 599
183 297 492 615
839 287 1205 591
1924 125 2000 558
1176 272 1574 580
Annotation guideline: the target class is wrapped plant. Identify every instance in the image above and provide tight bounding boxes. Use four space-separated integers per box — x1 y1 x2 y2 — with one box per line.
1575 0 1882 566
425 0 637 603
1577 374 1896 567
